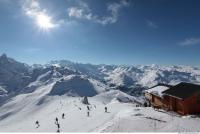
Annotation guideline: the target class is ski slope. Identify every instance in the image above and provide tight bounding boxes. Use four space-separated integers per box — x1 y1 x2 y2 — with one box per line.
0 82 200 132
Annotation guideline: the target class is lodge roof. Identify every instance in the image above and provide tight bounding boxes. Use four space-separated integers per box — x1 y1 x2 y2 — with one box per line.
162 82 200 99
145 85 169 97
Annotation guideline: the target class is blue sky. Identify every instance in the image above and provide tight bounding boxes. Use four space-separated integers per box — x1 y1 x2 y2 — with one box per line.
0 0 200 66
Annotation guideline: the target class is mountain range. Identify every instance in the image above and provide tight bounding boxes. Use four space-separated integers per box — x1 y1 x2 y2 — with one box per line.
1 53 200 132
0 53 200 103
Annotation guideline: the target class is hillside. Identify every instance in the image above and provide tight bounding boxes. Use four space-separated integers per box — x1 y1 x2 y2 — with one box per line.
1 54 200 132
1 54 200 103
0 85 200 132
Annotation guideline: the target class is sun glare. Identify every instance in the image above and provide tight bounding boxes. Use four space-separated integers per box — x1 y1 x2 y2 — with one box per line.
36 13 55 30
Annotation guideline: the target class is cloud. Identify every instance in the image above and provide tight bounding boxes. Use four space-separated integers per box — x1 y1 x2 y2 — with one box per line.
179 38 200 46
21 0 59 28
17 0 129 27
67 0 130 25
68 1 92 20
146 20 158 29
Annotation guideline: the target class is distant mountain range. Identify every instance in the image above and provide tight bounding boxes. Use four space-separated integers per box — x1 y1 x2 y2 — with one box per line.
1 53 200 103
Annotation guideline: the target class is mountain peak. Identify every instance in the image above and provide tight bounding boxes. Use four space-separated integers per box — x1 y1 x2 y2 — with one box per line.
0 53 7 59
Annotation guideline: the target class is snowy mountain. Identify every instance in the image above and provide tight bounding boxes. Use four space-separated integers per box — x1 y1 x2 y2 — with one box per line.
0 86 7 97
1 54 200 103
47 60 200 96
49 75 108 96
0 54 32 103
0 85 200 132
1 54 200 132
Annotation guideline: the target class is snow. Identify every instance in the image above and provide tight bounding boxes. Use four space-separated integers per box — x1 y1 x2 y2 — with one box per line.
99 107 200 132
0 86 7 97
49 75 107 96
145 86 169 97
140 69 159 87
95 90 136 104
1 55 200 132
52 64 61 68
1 83 200 132
0 86 7 94
2 54 200 103
0 82 132 132
36 71 52 81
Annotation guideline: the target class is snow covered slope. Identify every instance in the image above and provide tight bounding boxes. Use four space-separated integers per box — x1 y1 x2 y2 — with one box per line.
1 54 200 132
0 54 31 94
0 86 7 97
49 75 108 96
49 60 200 88
99 106 200 132
0 86 200 132
0 81 133 132
1 54 200 104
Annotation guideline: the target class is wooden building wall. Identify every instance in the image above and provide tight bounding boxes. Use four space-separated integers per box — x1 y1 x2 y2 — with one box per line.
145 92 200 115
182 93 200 114
145 93 167 109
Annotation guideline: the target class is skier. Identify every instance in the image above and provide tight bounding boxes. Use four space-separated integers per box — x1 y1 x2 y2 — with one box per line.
57 123 60 133
57 123 60 129
35 120 40 128
62 113 65 119
105 107 108 113
87 111 90 117
55 117 59 125
143 102 147 107
87 105 90 111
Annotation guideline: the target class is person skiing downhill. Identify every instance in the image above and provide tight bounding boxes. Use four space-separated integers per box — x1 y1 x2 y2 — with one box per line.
87 111 90 117
35 120 40 128
55 117 59 125
105 107 108 113
54 117 60 132
62 113 65 119
56 123 60 133
57 123 60 129
87 105 90 111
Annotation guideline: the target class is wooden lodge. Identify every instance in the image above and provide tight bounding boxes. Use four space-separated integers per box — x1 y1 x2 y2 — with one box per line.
145 82 200 115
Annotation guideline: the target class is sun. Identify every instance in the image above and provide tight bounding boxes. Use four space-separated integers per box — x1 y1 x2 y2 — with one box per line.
36 13 55 30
